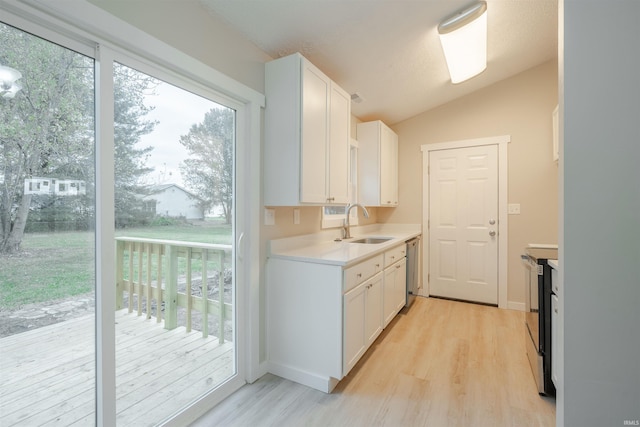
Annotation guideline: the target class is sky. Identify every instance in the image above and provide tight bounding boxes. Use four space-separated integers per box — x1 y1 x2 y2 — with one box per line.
137 81 221 191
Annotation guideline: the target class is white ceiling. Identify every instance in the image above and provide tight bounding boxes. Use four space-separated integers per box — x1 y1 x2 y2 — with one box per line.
200 0 558 125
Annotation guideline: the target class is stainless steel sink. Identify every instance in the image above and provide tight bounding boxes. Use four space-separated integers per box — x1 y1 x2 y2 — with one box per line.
349 237 392 244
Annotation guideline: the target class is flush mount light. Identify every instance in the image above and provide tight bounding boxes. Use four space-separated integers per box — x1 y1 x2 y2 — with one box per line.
0 64 23 99
438 1 487 84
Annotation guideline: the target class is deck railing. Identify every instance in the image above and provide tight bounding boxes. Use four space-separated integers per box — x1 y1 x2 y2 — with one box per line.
115 237 233 343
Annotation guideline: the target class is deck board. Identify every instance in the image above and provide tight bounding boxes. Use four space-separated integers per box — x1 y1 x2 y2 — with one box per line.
0 309 233 426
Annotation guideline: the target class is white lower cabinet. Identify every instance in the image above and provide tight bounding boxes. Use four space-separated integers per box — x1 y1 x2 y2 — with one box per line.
266 243 408 393
343 272 382 375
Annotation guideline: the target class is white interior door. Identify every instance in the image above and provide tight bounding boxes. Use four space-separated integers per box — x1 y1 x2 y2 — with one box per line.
428 144 498 305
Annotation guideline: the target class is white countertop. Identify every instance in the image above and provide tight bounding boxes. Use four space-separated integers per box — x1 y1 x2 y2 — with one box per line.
548 259 558 270
268 224 421 267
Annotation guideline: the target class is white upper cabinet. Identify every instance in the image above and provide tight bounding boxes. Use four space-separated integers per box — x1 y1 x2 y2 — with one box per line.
264 53 350 206
357 120 399 207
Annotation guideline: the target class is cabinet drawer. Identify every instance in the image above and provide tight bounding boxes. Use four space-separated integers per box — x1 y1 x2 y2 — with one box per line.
384 245 406 268
344 254 383 292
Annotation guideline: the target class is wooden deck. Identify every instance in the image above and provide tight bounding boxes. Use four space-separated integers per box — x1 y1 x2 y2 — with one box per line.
0 310 234 426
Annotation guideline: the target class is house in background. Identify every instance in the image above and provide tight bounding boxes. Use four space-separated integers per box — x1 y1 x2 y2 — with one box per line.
24 177 86 196
143 184 204 220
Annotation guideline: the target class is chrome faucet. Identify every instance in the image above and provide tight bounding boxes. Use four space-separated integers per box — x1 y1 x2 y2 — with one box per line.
343 203 369 239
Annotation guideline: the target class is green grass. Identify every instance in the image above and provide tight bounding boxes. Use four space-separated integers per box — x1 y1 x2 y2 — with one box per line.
0 221 232 310
116 220 233 245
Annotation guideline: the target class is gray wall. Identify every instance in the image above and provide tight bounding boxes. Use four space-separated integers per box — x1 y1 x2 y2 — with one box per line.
561 1 640 425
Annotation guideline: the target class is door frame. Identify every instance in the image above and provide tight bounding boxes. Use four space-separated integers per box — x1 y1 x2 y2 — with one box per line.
421 135 510 309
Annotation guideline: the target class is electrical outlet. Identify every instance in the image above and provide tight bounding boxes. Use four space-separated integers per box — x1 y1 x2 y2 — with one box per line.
293 208 300 225
264 208 275 225
508 203 521 215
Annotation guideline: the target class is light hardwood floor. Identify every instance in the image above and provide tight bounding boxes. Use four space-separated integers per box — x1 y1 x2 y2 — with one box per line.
192 296 555 426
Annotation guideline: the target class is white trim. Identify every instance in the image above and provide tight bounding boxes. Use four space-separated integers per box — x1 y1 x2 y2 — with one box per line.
0 1 96 56
421 135 510 309
95 43 116 427
508 301 526 312
267 361 339 394
420 134 511 153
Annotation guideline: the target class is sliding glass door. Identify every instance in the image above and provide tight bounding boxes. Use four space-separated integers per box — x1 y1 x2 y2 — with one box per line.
111 62 238 426
1 9 249 424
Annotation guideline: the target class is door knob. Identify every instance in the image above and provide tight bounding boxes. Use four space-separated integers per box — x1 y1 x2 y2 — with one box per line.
489 219 496 225
489 230 496 237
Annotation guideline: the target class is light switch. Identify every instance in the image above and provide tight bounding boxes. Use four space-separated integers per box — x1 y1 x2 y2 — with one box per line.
293 208 300 225
508 203 521 215
264 208 275 225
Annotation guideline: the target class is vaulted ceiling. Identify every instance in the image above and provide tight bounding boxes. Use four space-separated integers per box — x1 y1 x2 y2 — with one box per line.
200 0 558 125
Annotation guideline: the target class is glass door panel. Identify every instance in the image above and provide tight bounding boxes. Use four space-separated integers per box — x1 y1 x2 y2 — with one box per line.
0 21 96 425
112 63 236 425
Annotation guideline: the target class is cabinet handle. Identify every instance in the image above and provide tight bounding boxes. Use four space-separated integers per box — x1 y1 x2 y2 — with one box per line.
396 264 401 269
376 264 380 267
327 197 335 202
357 273 362 278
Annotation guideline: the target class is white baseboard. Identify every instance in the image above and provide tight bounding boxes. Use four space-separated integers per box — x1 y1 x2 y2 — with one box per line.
508 301 526 311
267 362 338 393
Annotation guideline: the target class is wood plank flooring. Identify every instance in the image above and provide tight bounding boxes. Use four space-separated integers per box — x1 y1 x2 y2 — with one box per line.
192 297 555 427
0 310 233 426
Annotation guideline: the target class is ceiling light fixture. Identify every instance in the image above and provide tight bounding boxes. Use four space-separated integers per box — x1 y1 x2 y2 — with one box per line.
438 1 487 84
0 64 23 99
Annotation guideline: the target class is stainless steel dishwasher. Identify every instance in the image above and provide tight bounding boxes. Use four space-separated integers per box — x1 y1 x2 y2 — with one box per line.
405 237 421 307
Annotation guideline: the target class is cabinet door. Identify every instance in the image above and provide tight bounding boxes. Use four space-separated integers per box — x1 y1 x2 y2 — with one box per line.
380 125 398 206
383 266 395 328
328 83 350 204
394 258 407 312
300 61 329 203
343 282 366 375
364 273 383 347
383 258 407 327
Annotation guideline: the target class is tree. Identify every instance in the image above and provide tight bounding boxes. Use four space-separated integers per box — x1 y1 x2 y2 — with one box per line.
112 64 158 228
0 23 93 253
179 108 234 224
0 23 157 252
